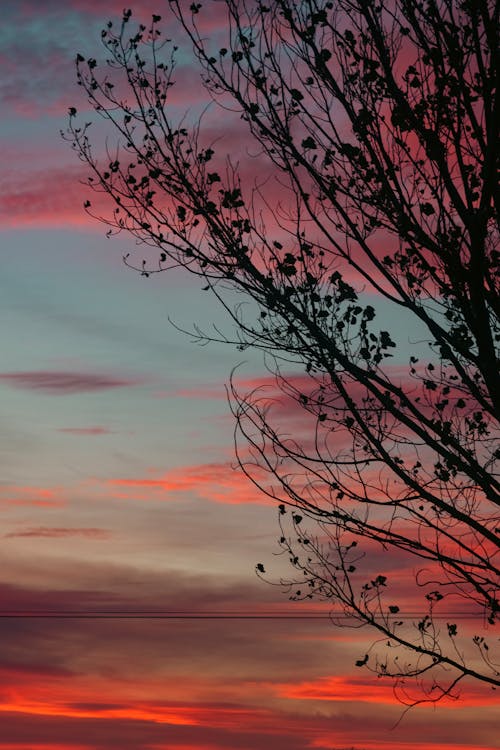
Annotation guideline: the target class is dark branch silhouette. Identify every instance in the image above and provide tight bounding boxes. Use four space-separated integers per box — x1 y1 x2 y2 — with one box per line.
63 0 499 704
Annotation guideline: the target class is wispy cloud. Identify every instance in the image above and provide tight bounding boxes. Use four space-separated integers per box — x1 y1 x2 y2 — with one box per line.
108 461 269 505
0 371 142 394
4 527 111 540
57 426 112 435
0 0 227 120
273 673 499 709
0 573 496 750
0 165 109 228
0 484 66 508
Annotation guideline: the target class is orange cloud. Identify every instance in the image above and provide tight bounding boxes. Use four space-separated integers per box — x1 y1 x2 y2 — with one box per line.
0 699 197 727
0 665 317 747
108 461 270 505
273 674 396 705
0 484 66 508
273 673 499 709
0 622 498 750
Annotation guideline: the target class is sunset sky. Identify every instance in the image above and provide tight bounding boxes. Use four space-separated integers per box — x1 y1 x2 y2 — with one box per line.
0 1 498 749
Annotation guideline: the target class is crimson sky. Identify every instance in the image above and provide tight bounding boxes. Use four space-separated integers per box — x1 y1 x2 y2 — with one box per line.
0 1 498 749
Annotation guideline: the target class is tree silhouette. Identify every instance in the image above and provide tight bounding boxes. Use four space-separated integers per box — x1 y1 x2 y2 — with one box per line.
64 1 499 703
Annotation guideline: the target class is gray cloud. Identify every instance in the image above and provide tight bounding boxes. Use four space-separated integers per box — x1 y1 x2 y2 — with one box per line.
57 426 112 435
4 527 111 539
0 371 142 394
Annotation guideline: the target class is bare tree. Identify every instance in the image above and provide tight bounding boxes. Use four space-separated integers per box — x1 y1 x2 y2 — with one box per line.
64 0 499 703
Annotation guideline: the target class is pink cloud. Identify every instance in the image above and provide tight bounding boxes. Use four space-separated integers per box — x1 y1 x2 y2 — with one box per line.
0 165 108 228
26 0 178 18
165 385 227 400
1 1 228 120
0 371 142 394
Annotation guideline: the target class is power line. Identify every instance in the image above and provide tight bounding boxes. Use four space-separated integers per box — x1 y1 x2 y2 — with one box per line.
0 610 484 619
